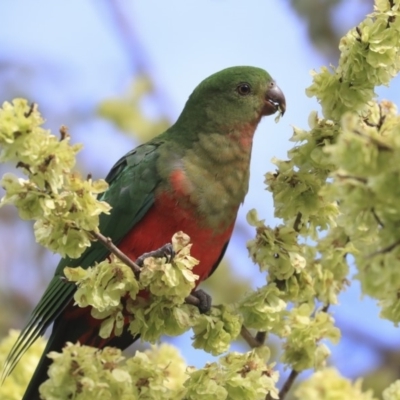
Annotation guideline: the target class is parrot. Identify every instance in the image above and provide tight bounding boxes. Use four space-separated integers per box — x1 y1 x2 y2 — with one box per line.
1 65 285 399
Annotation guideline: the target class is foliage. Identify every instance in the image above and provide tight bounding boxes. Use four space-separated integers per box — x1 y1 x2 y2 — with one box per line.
37 343 277 400
38 343 187 400
294 368 377 400
2 0 400 398
97 73 170 143
0 330 46 400
0 99 110 258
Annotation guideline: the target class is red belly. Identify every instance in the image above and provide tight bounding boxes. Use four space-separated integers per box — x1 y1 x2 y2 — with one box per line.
118 191 235 283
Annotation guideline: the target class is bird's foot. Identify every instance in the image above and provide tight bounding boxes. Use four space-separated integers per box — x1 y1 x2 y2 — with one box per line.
135 243 175 267
192 289 212 314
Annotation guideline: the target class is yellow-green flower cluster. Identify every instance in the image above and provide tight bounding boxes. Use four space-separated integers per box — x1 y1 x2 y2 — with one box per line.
0 330 46 400
245 0 400 379
39 343 187 400
282 304 340 371
247 210 307 280
239 284 287 333
38 343 278 400
307 1 400 120
294 368 377 400
325 101 400 324
66 231 246 352
139 232 199 299
185 347 278 400
0 99 110 257
384 380 400 400
66 232 201 342
65 256 140 338
192 304 243 356
98 73 170 143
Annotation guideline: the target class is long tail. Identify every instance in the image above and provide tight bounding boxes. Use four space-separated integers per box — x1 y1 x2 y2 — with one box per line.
22 318 69 400
22 307 137 400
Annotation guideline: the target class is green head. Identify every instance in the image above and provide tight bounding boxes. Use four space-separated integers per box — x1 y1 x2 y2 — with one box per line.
158 66 286 228
174 66 286 135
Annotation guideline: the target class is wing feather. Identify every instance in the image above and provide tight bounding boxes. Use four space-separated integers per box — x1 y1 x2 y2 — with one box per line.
1 140 163 382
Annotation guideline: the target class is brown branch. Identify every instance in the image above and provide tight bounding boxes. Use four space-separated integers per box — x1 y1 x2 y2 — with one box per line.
352 129 392 151
363 104 386 130
185 294 200 307
266 369 300 400
255 331 266 345
322 303 330 313
367 239 400 258
240 326 264 348
24 102 36 118
336 174 367 184
279 370 299 400
293 212 302 233
371 207 384 228
388 0 396 26
59 125 69 141
91 231 142 276
16 161 31 173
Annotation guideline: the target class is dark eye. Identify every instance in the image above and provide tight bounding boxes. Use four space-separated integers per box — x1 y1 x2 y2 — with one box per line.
236 83 251 96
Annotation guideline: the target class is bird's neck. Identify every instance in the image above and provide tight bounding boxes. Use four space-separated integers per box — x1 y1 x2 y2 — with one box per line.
159 122 259 231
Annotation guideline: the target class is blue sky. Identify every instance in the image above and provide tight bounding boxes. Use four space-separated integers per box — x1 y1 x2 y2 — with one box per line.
1 0 400 384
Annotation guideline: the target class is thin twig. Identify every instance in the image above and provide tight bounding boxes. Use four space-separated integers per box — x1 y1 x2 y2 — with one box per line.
91 231 142 276
59 125 69 141
353 129 392 151
322 303 330 313
240 326 263 348
335 173 367 183
388 0 396 26
24 102 36 118
184 294 200 307
371 207 384 228
367 239 400 258
293 212 302 233
255 331 266 345
278 370 299 400
266 369 300 400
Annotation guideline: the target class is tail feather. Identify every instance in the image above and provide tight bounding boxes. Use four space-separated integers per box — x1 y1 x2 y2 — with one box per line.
22 309 137 399
1 280 72 384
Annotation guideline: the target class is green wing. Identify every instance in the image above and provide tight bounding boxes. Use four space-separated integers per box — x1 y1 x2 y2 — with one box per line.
2 140 164 380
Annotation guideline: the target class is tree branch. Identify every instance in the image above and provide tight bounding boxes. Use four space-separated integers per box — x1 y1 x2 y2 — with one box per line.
371 207 384 228
240 326 263 348
367 239 400 258
293 212 302 233
90 231 142 277
255 331 267 345
265 369 299 400
279 370 299 399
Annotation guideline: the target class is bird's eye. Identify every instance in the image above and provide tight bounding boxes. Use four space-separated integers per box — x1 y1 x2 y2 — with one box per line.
236 83 251 96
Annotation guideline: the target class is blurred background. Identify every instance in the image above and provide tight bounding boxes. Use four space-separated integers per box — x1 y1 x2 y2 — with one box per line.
0 0 399 397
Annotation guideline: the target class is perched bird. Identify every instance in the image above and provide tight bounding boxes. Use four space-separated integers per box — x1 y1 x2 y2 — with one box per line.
2 66 285 399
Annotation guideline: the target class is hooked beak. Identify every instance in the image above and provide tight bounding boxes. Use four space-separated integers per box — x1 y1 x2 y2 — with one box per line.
263 81 286 116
